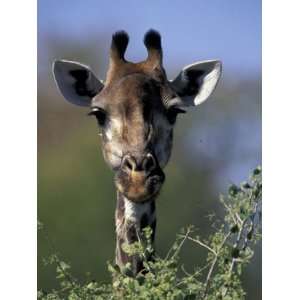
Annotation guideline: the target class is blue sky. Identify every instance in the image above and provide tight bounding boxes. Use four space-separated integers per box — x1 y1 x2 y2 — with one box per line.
38 0 261 76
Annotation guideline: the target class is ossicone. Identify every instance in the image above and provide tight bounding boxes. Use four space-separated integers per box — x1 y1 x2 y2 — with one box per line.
144 29 163 66
144 29 162 50
110 30 129 62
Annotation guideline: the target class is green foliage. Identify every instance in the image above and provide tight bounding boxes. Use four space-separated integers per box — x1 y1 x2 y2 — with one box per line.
38 167 261 300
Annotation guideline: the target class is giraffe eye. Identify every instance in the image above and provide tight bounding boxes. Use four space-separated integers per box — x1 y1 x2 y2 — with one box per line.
166 107 186 124
88 108 107 126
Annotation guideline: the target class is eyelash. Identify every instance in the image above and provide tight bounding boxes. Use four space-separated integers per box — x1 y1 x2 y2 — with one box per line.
88 108 107 126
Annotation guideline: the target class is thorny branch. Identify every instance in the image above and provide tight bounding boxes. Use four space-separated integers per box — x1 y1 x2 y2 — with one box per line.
202 232 231 300
38 221 79 298
202 169 262 299
222 199 261 298
178 235 217 256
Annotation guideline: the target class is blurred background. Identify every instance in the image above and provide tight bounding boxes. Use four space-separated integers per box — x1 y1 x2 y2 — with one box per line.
38 0 261 299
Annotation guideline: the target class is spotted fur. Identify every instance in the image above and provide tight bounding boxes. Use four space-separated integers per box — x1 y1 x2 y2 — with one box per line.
115 192 156 275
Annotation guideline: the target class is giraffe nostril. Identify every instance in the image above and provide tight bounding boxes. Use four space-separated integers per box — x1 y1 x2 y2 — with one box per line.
143 153 156 172
122 155 137 172
122 153 156 174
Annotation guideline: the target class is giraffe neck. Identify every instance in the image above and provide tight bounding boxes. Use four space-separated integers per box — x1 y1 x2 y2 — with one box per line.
115 191 156 276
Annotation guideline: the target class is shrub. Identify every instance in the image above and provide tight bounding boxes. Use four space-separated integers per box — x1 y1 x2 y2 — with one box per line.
38 167 261 300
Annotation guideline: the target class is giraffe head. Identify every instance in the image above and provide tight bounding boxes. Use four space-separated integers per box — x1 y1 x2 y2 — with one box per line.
53 30 222 203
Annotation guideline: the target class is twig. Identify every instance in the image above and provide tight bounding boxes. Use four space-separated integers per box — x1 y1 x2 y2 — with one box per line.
178 235 217 256
176 263 210 287
39 221 78 292
222 199 262 298
165 227 192 261
222 200 240 226
171 228 191 259
243 203 258 250
235 212 243 225
202 232 231 300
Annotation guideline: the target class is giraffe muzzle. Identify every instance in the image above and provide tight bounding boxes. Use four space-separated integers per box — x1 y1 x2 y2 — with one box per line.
115 153 165 202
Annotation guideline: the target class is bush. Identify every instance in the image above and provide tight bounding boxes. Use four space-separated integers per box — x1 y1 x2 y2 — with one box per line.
38 167 261 300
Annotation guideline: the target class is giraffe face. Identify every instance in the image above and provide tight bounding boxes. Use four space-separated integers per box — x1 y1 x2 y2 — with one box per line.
91 72 179 202
92 73 178 169
53 30 222 202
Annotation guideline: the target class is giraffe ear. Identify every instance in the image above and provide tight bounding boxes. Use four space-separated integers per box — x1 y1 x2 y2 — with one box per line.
170 60 222 107
52 60 104 107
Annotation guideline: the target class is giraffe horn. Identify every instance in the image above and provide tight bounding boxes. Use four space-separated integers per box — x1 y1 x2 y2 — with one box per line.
144 29 163 67
110 30 129 65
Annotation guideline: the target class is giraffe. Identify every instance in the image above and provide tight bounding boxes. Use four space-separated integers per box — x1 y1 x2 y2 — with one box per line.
53 30 222 276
